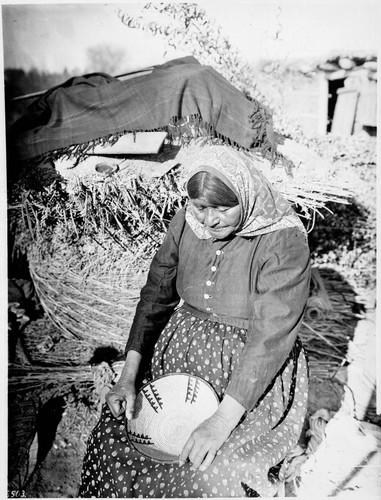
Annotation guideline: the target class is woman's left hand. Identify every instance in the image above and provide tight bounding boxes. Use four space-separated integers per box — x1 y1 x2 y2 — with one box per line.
178 395 246 471
178 413 231 471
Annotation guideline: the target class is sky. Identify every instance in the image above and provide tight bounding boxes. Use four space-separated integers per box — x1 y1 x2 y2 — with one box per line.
1 0 379 75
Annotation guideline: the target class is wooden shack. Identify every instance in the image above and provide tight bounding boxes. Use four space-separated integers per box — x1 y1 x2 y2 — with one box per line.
278 55 377 137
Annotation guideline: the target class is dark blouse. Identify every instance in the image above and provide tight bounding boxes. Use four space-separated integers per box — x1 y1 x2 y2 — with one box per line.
126 207 311 411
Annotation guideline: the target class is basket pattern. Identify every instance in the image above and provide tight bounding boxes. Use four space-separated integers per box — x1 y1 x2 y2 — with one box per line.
127 373 219 462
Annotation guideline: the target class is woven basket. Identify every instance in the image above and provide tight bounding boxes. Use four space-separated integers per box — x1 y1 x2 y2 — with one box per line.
127 373 219 462
28 249 148 350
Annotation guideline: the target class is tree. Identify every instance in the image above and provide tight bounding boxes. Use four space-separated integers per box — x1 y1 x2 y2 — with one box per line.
117 2 303 140
86 44 127 75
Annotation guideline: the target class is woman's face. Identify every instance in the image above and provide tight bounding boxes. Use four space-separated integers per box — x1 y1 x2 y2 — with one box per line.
190 197 241 240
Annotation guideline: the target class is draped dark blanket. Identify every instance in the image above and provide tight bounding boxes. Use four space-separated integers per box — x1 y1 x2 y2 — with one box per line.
11 56 276 162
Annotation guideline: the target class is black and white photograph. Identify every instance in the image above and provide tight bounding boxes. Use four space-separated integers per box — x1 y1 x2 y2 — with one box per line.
3 1 379 498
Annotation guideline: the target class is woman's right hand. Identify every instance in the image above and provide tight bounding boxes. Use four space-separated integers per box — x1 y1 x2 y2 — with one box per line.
105 380 136 419
105 350 142 419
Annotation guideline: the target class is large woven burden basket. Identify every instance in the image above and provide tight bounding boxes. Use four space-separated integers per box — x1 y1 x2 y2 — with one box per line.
28 249 148 350
18 152 186 353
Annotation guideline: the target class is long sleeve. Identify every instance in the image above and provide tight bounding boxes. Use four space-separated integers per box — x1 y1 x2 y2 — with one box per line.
225 227 311 411
125 208 186 358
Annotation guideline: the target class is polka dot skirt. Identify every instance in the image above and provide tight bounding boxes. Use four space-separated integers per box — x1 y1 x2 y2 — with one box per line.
79 307 308 498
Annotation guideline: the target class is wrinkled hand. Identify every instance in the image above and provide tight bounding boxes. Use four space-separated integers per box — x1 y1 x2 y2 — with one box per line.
105 380 136 419
178 413 232 471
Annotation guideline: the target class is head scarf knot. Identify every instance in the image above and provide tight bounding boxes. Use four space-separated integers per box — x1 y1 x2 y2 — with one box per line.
185 145 306 239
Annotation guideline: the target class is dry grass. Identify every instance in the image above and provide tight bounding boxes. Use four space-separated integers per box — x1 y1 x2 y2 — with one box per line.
299 267 364 380
8 364 94 394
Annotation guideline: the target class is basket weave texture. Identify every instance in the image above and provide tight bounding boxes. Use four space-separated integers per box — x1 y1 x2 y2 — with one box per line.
28 249 147 350
127 373 219 462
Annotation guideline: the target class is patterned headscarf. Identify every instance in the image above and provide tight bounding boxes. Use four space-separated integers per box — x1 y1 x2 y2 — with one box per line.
185 145 306 239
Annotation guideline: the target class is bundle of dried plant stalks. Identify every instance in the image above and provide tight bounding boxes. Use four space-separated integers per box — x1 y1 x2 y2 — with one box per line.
300 267 364 380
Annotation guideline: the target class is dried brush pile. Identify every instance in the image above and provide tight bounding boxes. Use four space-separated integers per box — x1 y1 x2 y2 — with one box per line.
299 267 365 380
305 134 376 292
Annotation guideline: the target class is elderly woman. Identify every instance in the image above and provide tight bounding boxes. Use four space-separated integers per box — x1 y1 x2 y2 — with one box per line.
79 145 310 498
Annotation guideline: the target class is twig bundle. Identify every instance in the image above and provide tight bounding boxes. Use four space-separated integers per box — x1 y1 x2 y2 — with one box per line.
8 364 94 394
300 267 362 379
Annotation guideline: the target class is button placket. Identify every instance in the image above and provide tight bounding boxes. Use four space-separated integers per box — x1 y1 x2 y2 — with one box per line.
204 249 224 313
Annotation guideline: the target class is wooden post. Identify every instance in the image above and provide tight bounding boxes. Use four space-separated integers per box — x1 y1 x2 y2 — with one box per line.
317 74 329 135
331 88 359 136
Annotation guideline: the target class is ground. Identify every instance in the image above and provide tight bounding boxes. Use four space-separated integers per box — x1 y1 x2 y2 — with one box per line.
23 397 99 498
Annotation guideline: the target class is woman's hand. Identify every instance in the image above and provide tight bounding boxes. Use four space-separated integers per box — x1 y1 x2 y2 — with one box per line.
178 413 231 471
105 350 142 419
105 380 136 419
178 395 246 471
